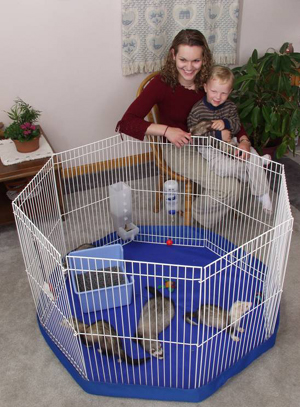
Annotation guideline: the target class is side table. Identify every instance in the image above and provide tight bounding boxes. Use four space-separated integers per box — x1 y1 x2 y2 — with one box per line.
0 127 53 225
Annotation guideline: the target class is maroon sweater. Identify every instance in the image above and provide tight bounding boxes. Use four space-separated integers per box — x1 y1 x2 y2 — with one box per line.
116 74 245 141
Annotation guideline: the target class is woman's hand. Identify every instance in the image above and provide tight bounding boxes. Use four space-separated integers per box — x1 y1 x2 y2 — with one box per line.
211 119 225 131
236 138 251 160
165 127 192 148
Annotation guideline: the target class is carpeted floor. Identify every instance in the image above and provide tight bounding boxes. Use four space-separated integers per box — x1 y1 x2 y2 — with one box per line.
277 157 300 210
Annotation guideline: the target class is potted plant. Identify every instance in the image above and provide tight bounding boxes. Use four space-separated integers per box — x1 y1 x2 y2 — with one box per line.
4 98 42 153
231 43 300 158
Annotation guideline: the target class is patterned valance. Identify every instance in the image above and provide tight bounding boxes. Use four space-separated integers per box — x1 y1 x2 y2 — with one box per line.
122 0 240 76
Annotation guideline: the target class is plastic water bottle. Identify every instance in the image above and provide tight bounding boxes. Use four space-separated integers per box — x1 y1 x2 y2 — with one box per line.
164 180 179 215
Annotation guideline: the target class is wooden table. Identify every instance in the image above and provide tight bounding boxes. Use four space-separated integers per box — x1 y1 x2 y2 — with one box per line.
0 127 53 225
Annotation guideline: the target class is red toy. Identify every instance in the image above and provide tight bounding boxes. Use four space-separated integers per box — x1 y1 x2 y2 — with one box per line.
166 239 173 246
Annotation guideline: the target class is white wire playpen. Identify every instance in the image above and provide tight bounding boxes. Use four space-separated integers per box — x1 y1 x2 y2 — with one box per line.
13 134 293 402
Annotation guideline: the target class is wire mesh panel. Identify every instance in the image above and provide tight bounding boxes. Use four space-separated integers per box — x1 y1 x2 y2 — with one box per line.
13 134 293 399
13 159 88 379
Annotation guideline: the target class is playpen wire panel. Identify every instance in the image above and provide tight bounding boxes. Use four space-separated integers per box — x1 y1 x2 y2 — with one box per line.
12 134 291 240
49 135 290 251
12 135 293 393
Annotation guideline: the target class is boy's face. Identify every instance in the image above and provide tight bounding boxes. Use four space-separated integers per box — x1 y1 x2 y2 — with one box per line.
204 78 232 107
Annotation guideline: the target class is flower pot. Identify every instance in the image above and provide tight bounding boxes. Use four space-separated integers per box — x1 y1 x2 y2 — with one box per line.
13 136 40 153
262 145 278 160
262 138 282 159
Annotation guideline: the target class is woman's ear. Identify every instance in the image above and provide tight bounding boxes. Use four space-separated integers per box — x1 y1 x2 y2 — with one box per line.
171 48 176 60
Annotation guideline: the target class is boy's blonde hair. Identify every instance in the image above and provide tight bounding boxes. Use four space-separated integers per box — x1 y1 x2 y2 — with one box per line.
209 65 235 87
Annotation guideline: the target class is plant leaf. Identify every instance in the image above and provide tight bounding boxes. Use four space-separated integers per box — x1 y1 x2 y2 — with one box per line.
246 58 258 76
262 105 272 124
279 42 290 54
291 109 300 132
272 54 281 73
239 102 255 119
265 122 272 133
289 67 300 76
239 98 255 110
281 113 289 135
276 141 287 158
270 111 277 126
281 74 292 94
280 55 292 72
251 49 258 64
251 106 260 128
257 53 273 74
289 52 300 62
233 74 254 87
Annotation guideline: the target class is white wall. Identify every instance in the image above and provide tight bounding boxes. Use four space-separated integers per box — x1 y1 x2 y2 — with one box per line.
238 0 300 62
0 0 299 153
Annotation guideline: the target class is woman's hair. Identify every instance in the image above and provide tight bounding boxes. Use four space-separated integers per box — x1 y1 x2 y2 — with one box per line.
161 29 213 91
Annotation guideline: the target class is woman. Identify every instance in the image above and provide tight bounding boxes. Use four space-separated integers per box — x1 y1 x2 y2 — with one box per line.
116 29 251 227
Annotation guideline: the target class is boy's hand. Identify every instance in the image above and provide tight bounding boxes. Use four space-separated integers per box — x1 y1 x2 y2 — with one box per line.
221 129 232 143
211 120 225 131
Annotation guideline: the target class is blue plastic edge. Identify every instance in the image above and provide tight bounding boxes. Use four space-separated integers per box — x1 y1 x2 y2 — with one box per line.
37 315 279 403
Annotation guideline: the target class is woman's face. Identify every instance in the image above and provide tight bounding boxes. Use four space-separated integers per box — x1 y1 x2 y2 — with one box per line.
172 45 203 85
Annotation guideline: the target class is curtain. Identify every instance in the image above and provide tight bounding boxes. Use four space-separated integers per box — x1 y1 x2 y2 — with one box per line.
122 0 240 76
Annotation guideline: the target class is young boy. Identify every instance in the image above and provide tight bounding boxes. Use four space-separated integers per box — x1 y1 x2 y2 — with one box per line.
187 65 272 213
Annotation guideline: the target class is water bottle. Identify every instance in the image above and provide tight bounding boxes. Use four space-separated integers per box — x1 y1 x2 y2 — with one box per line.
164 180 178 215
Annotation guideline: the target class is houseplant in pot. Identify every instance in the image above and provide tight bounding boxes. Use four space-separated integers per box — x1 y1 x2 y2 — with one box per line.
4 98 42 153
231 43 300 158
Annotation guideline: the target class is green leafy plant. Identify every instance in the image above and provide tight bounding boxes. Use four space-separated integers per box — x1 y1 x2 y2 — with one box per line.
231 43 300 158
4 98 41 142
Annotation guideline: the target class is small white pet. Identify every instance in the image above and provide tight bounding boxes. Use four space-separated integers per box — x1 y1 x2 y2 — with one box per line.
185 300 252 341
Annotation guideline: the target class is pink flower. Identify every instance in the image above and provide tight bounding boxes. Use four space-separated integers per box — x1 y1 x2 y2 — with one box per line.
24 122 31 128
20 124 26 129
23 130 31 136
31 125 36 130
